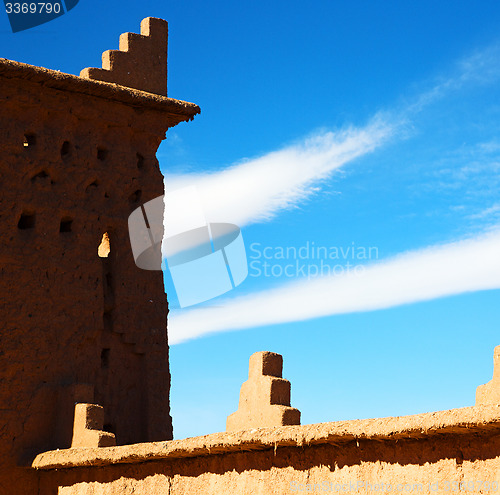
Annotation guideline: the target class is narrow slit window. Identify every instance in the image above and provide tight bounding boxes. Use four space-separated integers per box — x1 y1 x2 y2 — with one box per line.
23 134 36 148
101 348 110 369
98 232 110 258
97 148 108 161
61 141 70 157
136 153 144 169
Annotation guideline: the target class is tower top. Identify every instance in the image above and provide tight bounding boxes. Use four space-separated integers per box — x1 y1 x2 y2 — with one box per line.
80 17 168 96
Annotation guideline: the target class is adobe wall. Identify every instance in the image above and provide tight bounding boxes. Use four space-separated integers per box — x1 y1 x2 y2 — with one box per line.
33 405 500 494
0 58 199 494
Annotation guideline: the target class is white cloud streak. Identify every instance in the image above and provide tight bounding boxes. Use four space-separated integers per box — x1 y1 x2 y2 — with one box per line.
164 42 500 343
163 43 500 233
406 42 500 114
164 117 395 228
169 230 500 344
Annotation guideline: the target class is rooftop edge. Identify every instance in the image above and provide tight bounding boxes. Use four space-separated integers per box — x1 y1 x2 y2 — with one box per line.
32 404 500 470
0 58 200 122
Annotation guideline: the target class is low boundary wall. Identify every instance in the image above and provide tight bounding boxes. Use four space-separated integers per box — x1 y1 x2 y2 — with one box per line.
33 405 500 494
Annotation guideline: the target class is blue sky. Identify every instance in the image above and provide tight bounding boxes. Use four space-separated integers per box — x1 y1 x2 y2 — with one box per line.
2 1 500 440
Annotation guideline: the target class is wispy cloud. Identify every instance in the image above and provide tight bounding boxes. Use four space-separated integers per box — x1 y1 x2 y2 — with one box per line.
468 203 500 220
164 42 500 343
164 43 500 232
406 42 500 114
416 141 500 197
169 229 500 344
164 117 396 228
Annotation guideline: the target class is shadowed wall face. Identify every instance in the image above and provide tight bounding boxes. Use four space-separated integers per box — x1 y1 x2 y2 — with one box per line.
0 66 180 494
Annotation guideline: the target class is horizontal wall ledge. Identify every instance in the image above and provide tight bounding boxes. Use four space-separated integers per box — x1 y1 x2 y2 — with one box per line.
0 58 200 124
33 404 500 470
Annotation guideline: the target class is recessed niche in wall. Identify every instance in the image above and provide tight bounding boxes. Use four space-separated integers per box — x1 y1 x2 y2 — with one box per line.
18 211 35 230
59 217 73 233
31 170 49 181
60 141 70 157
23 134 36 148
97 148 108 161
85 180 99 192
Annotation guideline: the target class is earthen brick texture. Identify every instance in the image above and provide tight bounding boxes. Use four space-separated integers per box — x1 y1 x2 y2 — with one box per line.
0 18 199 494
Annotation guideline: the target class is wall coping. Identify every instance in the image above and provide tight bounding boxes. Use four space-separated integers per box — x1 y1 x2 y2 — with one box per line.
0 58 200 124
32 404 500 470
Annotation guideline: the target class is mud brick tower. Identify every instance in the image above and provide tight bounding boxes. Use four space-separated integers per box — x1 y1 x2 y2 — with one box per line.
0 17 199 494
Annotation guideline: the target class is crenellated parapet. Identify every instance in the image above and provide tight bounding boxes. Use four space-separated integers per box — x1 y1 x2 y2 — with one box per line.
80 17 168 96
476 345 500 405
71 403 116 448
227 351 301 431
